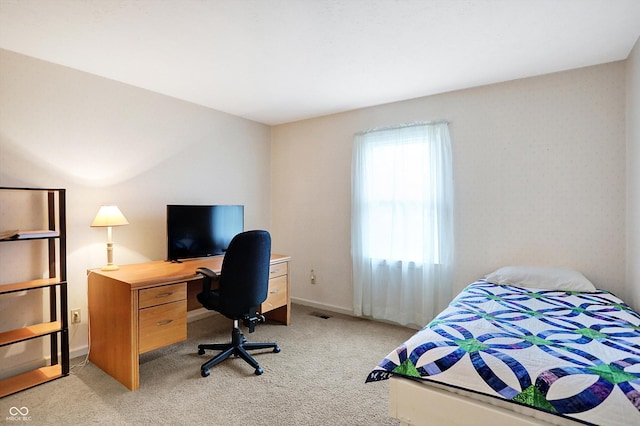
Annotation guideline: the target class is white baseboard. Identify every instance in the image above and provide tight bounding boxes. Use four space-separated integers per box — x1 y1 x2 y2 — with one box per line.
0 358 46 380
290 297 353 316
187 307 217 322
1 350 89 378
70 347 88 359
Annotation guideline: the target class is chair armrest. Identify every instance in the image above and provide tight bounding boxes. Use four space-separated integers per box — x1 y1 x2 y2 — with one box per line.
242 308 265 333
195 267 219 293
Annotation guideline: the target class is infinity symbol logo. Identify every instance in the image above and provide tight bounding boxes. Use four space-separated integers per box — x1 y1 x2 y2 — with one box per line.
9 406 29 416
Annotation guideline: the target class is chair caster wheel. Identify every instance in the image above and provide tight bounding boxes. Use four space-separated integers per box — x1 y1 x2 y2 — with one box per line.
273 346 281 353
198 348 205 355
201 369 210 377
255 368 263 375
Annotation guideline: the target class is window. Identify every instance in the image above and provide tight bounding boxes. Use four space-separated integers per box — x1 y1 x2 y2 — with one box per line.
366 139 440 263
351 121 453 326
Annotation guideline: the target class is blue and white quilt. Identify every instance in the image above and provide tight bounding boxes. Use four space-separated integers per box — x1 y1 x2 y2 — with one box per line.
367 280 640 426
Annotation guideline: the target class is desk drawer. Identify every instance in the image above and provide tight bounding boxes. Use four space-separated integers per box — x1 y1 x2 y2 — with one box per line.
139 283 186 309
139 299 187 353
269 262 288 279
262 275 287 313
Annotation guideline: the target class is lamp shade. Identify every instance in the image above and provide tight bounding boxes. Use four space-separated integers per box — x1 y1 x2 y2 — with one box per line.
91 205 129 227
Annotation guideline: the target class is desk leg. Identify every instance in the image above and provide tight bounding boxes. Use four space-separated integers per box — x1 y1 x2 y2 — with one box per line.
88 272 139 391
264 304 290 325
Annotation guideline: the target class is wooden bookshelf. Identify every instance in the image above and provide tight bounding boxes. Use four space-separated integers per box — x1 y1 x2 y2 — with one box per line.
0 187 69 397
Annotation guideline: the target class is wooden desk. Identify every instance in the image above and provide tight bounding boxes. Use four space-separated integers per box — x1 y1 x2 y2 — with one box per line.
87 254 290 391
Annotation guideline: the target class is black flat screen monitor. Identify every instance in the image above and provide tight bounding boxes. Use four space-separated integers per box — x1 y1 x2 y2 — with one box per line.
167 205 244 261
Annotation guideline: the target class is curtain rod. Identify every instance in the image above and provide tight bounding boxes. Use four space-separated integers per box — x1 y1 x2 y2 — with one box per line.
356 120 449 136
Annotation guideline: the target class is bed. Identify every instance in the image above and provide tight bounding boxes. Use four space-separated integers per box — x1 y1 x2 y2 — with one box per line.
367 266 640 426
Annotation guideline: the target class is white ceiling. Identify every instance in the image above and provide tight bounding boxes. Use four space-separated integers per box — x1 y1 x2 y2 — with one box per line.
1 0 639 125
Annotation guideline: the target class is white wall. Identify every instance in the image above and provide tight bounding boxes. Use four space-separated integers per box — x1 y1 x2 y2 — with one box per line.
627 37 640 310
272 61 628 314
0 49 272 373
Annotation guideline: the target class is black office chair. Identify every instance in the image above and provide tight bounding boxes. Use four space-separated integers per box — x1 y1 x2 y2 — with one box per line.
195 230 280 377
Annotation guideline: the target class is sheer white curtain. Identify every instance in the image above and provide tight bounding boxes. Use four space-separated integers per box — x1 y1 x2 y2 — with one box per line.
351 121 453 326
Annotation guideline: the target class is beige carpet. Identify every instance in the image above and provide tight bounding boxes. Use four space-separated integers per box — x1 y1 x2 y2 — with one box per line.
0 304 415 425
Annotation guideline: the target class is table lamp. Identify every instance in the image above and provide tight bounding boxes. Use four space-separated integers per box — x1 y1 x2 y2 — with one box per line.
91 205 129 271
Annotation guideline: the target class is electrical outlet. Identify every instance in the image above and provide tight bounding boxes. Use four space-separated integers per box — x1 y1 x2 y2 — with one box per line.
310 269 316 285
71 309 81 324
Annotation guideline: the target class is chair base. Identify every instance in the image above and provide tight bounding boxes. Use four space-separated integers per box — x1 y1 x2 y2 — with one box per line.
198 322 280 377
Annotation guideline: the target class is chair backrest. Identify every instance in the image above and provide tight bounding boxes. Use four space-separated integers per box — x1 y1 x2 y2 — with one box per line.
218 230 272 316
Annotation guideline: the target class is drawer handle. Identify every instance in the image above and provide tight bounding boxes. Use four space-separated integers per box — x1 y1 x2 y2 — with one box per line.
156 292 173 298
156 319 174 326
270 289 280 294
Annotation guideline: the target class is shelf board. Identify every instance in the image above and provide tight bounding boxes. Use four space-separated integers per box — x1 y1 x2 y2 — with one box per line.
0 365 63 398
0 235 62 243
0 187 65 191
0 321 62 347
0 278 64 294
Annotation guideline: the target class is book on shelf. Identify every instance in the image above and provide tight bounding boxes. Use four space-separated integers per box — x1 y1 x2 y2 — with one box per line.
0 229 59 240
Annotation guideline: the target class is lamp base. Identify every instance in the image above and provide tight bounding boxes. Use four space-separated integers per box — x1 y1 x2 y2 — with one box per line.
101 264 120 271
102 240 119 271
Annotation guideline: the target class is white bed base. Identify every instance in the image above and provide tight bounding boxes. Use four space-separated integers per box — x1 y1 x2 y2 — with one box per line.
389 376 584 426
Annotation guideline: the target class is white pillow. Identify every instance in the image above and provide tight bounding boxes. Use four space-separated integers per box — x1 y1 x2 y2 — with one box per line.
484 266 597 292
